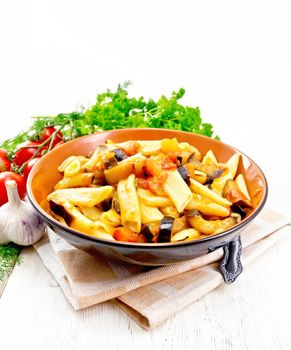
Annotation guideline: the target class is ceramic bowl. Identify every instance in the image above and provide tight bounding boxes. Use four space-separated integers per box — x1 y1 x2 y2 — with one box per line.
27 128 268 266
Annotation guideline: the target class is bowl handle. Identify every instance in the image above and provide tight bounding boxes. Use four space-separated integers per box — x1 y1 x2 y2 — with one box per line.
219 235 243 283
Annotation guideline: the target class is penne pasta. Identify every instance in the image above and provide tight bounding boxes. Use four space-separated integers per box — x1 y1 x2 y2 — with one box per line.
235 174 251 201
171 228 201 242
79 206 102 221
137 189 173 207
202 150 218 165
117 174 141 232
54 173 94 190
163 170 193 212
139 200 164 224
58 156 89 172
47 186 113 207
100 208 121 227
160 206 179 218
185 193 230 217
189 178 232 207
49 138 253 244
211 153 241 195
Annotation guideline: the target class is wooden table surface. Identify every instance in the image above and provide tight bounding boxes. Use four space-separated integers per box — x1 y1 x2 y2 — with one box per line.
1 1 291 349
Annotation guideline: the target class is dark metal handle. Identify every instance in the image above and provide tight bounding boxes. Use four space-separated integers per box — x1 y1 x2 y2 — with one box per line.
219 235 243 283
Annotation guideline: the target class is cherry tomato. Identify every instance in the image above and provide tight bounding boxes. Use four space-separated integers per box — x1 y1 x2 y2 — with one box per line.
38 127 63 146
13 141 40 167
23 157 41 180
0 149 12 172
0 172 26 206
0 149 7 157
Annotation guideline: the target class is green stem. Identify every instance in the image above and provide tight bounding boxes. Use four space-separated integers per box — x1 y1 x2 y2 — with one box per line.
17 123 68 173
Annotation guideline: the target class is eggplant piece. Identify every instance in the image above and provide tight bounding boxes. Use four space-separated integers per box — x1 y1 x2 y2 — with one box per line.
157 216 174 243
177 165 191 185
113 148 128 161
112 198 120 214
49 200 73 225
176 155 183 165
103 156 118 169
222 179 252 208
231 203 248 219
100 198 113 212
187 156 223 178
141 224 154 242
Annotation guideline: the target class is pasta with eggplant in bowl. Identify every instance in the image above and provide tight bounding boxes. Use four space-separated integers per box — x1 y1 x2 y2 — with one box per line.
27 129 267 266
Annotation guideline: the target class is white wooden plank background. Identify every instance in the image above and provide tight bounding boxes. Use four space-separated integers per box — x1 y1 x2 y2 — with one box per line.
0 226 290 350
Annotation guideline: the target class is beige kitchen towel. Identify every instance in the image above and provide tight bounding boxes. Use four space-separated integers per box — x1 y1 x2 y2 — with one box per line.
34 208 290 329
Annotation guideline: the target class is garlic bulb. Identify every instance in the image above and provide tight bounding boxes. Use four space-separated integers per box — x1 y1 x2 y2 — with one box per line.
0 180 46 246
0 211 10 244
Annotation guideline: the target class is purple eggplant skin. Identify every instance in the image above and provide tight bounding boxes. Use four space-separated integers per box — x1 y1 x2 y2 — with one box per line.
157 216 174 243
103 156 118 169
177 165 191 185
141 224 154 242
231 203 248 219
112 198 120 214
187 156 223 178
113 148 128 161
49 200 73 225
99 198 113 212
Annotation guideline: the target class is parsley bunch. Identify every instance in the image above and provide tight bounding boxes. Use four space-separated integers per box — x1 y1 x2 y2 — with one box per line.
1 82 218 153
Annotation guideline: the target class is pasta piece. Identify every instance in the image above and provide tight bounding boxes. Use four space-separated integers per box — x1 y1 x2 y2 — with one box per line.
104 153 146 184
171 228 201 242
163 170 192 212
185 193 230 217
189 178 232 207
235 174 251 201
138 140 161 156
81 145 108 171
47 186 113 207
160 206 179 218
54 173 94 190
139 201 164 224
137 189 173 207
192 170 208 184
64 158 82 177
187 213 238 235
93 220 115 235
91 231 115 241
211 153 241 195
202 150 218 165
59 202 100 235
117 174 141 232
79 206 102 221
58 156 88 172
100 208 121 227
178 142 201 160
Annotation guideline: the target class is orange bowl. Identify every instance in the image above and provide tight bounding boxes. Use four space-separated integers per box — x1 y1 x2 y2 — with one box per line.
26 128 267 266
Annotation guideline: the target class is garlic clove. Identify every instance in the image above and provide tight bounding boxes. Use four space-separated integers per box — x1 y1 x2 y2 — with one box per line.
0 180 46 246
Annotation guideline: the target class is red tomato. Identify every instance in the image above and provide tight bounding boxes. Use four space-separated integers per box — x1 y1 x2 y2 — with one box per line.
14 141 40 167
39 127 63 146
0 172 26 205
0 149 7 157
0 149 12 172
136 174 168 196
23 157 41 180
113 227 138 242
